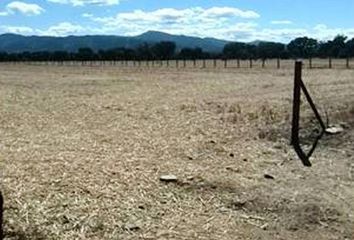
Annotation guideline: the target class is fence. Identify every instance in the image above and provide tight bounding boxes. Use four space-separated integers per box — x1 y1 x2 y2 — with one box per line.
291 61 327 167
0 58 353 69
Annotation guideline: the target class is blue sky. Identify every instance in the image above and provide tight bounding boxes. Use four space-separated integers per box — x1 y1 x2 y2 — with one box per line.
0 0 353 42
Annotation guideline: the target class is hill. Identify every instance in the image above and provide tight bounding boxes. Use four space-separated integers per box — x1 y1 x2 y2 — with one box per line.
135 31 228 52
0 31 229 53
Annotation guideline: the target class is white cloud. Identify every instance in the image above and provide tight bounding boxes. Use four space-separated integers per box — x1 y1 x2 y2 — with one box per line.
0 11 9 16
271 20 293 25
38 22 85 36
0 22 86 36
311 24 354 41
6 1 44 16
203 7 260 19
253 28 308 42
78 6 354 43
86 7 260 39
47 0 119 6
0 25 35 34
244 25 354 43
82 13 93 18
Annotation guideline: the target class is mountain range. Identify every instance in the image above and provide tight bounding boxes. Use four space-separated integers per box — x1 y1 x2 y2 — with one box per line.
0 31 230 53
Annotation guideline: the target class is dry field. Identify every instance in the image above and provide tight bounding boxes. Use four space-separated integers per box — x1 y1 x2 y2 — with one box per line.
0 63 354 240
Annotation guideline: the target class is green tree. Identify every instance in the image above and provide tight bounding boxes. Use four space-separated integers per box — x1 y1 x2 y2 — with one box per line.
345 38 354 57
287 37 318 58
223 42 249 59
330 35 347 57
136 43 152 60
317 41 331 57
151 41 176 60
52 51 70 61
257 42 285 59
76 47 95 61
178 47 204 59
0 52 9 62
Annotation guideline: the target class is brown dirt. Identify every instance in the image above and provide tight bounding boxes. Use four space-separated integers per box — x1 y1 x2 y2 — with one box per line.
0 63 353 239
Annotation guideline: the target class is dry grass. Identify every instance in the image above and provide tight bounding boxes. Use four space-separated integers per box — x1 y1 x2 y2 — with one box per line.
0 64 354 239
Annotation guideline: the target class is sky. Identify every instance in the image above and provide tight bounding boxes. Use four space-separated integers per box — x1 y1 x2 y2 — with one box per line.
0 0 353 43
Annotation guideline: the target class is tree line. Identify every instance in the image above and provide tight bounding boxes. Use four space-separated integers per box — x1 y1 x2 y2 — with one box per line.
224 35 354 59
0 35 353 62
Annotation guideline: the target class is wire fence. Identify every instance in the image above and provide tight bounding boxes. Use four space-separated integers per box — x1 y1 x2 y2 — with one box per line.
0 58 353 69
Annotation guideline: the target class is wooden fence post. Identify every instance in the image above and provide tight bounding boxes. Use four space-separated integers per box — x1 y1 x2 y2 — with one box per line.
262 59 266 68
291 61 302 145
329 58 332 69
183 59 186 68
237 59 240 68
202 59 206 68
346 58 350 69
213 59 217 68
249 59 253 68
176 59 179 68
309 58 312 69
277 58 280 69
193 59 196 68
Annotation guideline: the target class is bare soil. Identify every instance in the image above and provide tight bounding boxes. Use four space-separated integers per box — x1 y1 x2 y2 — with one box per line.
0 63 354 239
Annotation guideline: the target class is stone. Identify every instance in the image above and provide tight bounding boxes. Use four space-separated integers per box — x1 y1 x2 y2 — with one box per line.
325 126 344 135
124 223 140 231
261 223 269 230
159 175 178 182
226 167 240 173
231 198 247 210
264 174 275 180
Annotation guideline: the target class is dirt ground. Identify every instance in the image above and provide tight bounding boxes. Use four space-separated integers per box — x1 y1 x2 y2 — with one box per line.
0 63 353 239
